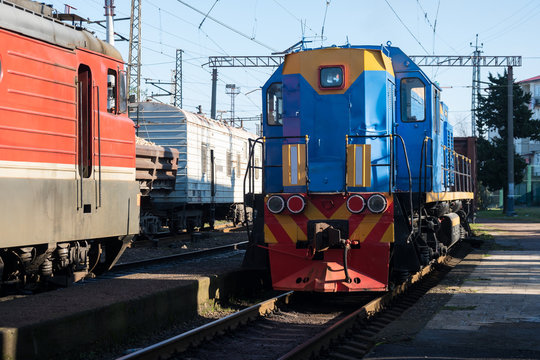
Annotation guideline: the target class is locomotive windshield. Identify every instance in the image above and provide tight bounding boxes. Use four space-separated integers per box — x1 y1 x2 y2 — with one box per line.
400 78 425 122
119 70 128 113
267 83 283 126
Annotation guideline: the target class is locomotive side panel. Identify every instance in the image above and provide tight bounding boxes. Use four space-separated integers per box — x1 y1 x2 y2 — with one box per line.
0 26 139 248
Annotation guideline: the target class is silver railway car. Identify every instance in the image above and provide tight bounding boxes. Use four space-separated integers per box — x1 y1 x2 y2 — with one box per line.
130 102 262 234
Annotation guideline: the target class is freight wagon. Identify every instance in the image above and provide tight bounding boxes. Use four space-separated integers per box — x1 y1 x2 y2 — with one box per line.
131 102 262 234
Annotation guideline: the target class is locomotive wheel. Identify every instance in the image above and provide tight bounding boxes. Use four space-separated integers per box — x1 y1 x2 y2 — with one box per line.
392 268 410 285
1 251 27 293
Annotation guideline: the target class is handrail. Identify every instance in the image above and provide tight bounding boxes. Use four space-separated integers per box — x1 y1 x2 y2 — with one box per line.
441 145 472 194
96 85 102 208
243 137 264 243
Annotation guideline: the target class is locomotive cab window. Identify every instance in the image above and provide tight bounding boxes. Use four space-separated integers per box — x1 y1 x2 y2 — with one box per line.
401 78 425 122
267 82 283 126
118 70 128 114
107 69 117 113
319 66 344 89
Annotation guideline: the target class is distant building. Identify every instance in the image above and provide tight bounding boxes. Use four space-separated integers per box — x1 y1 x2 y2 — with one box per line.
517 75 540 176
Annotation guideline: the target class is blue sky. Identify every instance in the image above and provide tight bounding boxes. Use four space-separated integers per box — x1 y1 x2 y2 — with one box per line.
46 0 540 135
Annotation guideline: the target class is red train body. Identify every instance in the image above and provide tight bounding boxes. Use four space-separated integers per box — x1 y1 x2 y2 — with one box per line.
0 1 139 290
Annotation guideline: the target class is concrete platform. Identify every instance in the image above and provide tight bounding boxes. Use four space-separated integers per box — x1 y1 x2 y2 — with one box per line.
366 220 540 360
0 250 263 360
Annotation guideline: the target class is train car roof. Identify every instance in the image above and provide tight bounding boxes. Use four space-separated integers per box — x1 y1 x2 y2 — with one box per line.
132 102 259 139
0 0 123 61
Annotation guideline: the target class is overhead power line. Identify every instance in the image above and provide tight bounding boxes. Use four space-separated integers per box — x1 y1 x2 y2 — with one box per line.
175 0 278 53
383 0 429 54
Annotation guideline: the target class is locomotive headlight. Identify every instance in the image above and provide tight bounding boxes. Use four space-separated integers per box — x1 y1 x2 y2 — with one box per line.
367 194 387 214
346 194 365 214
267 195 285 214
286 194 306 214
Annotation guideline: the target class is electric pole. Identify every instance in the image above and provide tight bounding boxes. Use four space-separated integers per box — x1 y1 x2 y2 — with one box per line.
211 69 218 119
507 66 515 216
128 0 142 102
225 84 240 127
174 49 183 108
470 34 483 137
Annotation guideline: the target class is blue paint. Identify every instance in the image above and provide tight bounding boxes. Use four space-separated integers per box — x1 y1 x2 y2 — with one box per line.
261 45 458 197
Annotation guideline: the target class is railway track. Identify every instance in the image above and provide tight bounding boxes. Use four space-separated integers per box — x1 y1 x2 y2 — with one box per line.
115 240 474 360
282 247 467 360
113 241 247 271
116 291 373 360
99 240 248 280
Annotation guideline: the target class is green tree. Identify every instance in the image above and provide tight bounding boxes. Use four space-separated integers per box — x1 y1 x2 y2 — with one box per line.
476 71 540 211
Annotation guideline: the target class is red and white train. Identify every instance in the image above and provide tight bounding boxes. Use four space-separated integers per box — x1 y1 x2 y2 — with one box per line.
0 0 139 290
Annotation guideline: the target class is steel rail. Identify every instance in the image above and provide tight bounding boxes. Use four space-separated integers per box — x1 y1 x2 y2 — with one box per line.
113 241 248 271
116 291 294 360
278 255 448 360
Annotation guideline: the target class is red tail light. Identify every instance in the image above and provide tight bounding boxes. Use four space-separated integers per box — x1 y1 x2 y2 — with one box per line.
287 194 306 214
346 194 365 214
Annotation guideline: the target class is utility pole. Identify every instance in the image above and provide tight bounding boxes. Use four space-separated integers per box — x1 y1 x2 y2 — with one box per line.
205 56 282 121
174 49 183 108
225 84 240 127
128 0 142 102
211 69 218 119
104 0 115 46
507 66 515 216
470 34 483 137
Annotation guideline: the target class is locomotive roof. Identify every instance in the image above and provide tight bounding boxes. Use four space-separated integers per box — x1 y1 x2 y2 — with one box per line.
281 44 436 89
0 0 123 61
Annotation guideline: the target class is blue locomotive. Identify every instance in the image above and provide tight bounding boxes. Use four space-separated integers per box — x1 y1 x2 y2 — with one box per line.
244 44 473 292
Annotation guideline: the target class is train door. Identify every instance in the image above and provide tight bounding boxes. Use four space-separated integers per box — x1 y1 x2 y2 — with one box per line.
78 65 92 179
263 81 283 193
77 65 93 211
395 75 431 192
